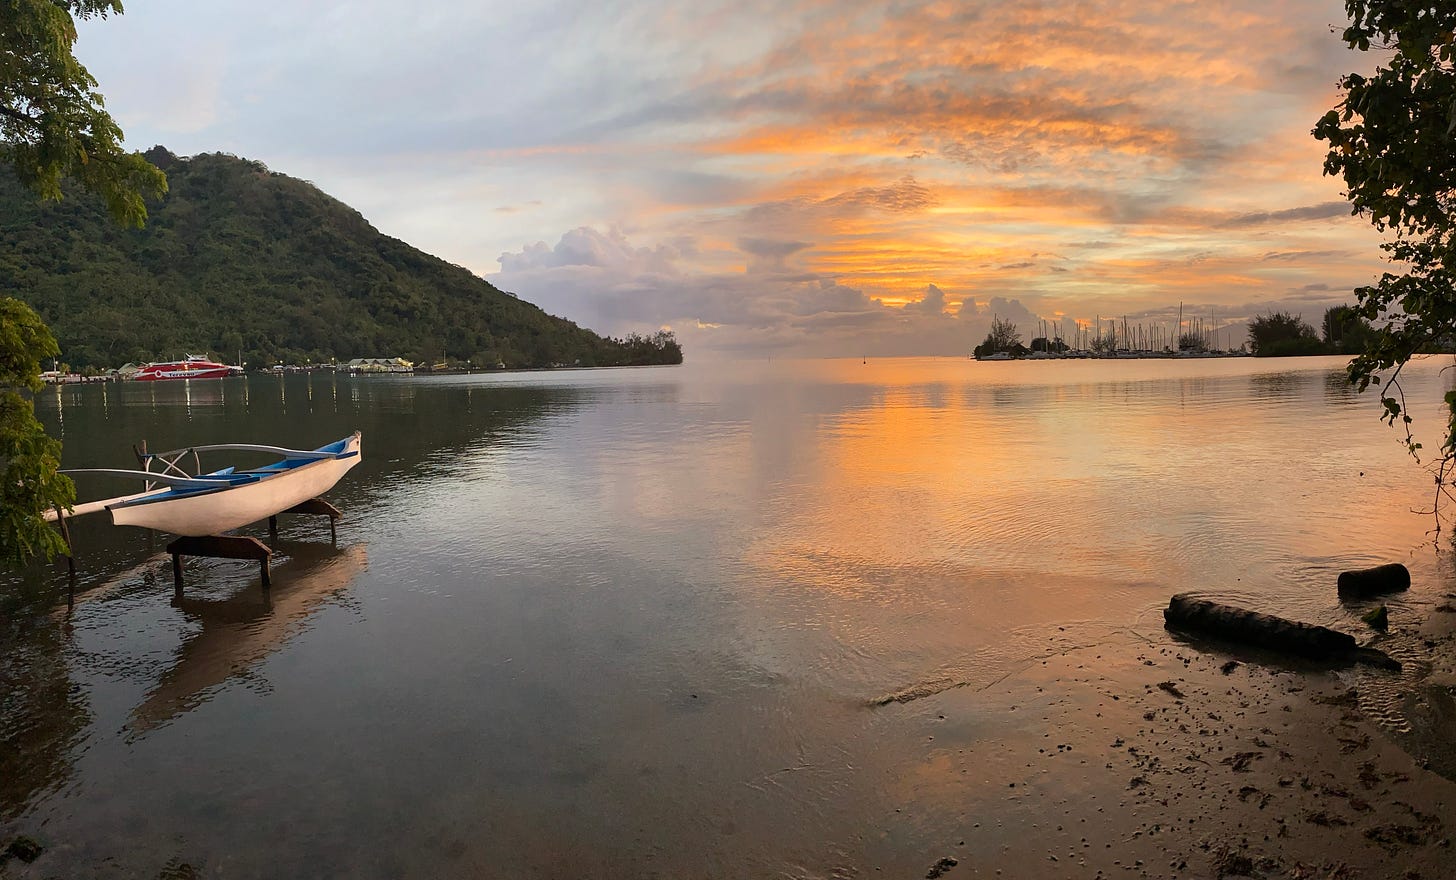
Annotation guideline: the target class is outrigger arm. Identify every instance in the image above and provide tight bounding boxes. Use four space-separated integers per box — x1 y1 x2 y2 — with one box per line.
142 444 339 461
46 469 262 523
59 468 261 489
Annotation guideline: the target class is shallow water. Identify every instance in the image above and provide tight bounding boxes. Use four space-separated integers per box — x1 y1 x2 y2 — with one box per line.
2 355 1452 877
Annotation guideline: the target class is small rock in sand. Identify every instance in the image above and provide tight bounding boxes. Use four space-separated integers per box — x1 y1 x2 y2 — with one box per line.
4 836 43 863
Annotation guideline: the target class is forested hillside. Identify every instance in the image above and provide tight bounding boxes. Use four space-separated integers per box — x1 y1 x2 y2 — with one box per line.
0 148 680 370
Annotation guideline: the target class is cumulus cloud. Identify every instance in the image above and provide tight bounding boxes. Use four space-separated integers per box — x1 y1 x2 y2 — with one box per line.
498 227 683 275
492 227 1062 358
907 283 947 315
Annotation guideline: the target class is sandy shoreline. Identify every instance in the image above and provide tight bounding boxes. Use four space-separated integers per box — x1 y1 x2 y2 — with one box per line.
882 597 1456 880
3 590 1453 878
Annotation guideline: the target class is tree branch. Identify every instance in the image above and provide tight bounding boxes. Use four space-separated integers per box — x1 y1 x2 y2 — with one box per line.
0 104 40 126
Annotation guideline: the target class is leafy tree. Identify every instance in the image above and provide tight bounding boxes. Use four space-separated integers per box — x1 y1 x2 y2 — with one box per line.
2 0 165 565
975 317 1021 357
648 329 683 364
1177 332 1208 354
1313 0 1456 474
1248 311 1323 357
0 298 75 566
1 1 166 226
1321 305 1378 355
1029 336 1067 354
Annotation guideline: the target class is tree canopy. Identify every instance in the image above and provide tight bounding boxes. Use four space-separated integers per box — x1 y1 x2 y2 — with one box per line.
1247 311 1323 357
0 297 74 566
974 317 1021 358
1 0 166 226
2 0 164 565
1313 0 1456 467
1322 305 1379 355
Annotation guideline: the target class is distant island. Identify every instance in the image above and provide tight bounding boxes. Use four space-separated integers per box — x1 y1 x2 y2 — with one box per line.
0 147 681 372
970 308 1437 360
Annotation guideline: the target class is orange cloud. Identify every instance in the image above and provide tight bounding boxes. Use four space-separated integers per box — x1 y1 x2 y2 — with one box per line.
483 0 1387 353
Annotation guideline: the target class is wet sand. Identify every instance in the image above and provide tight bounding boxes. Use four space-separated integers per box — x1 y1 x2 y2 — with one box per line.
876 601 1456 880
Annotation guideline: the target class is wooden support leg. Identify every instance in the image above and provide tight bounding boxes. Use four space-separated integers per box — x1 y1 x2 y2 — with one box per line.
53 507 76 579
166 535 273 591
272 498 343 545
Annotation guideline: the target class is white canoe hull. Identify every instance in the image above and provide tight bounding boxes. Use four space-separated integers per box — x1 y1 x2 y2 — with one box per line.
108 434 361 536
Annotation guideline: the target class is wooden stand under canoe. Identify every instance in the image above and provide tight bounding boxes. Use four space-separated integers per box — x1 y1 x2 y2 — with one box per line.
168 496 343 592
168 535 273 591
268 498 342 544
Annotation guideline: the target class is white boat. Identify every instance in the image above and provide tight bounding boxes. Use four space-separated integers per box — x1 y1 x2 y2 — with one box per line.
56 433 362 537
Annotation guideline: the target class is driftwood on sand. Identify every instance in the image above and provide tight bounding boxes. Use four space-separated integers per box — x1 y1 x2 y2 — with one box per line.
1163 594 1399 670
1337 563 1411 599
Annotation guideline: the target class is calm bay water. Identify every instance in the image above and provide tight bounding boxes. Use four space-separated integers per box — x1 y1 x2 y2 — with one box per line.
2 355 1453 877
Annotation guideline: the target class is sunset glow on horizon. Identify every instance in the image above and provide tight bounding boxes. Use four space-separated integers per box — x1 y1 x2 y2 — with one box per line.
77 0 1386 356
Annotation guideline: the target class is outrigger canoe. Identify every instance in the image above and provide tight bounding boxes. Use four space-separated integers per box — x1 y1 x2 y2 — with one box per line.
54 433 362 537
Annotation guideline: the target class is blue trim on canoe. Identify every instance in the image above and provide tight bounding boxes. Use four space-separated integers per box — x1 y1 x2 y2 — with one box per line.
112 483 237 509
238 449 357 473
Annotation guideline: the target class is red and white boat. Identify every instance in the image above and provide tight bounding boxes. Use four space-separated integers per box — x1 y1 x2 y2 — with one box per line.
133 354 236 381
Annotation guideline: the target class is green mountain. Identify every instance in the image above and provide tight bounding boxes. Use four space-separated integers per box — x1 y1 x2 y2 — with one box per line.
0 147 681 370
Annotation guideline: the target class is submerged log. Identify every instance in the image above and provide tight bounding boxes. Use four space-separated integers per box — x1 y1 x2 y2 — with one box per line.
1164 594 1402 671
1337 563 1411 599
1164 594 1356 658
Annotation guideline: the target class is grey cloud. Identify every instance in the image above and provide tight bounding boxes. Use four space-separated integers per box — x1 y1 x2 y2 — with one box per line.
1262 250 1347 262
494 200 543 214
908 283 947 314
498 227 683 273
1218 202 1350 228
738 238 812 260
494 226 1005 357
983 296 1039 326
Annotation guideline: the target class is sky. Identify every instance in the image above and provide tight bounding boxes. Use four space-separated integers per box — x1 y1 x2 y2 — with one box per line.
75 0 1388 357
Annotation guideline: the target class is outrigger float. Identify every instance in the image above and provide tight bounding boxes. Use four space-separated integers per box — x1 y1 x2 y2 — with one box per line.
49 432 362 589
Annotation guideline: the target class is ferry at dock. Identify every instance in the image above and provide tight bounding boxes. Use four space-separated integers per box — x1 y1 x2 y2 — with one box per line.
132 355 238 381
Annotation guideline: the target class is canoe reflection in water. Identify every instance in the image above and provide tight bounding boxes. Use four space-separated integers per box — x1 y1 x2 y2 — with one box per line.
129 542 368 733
